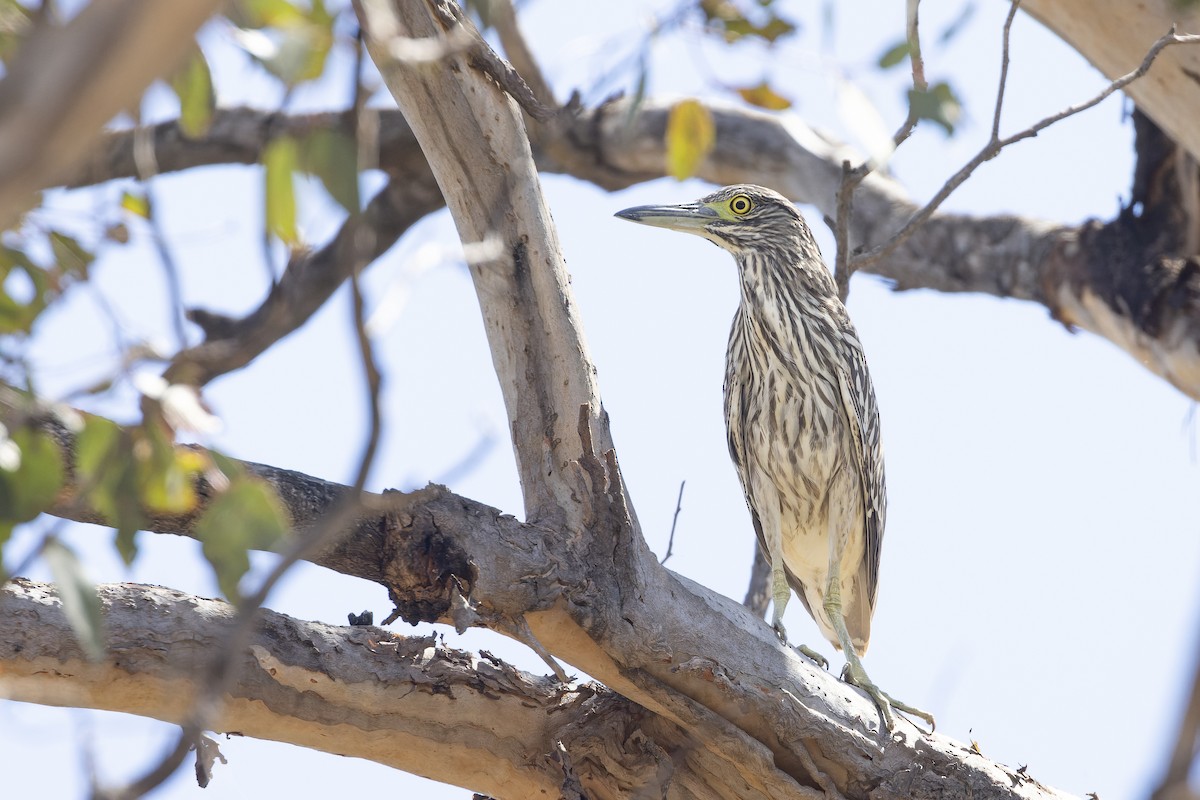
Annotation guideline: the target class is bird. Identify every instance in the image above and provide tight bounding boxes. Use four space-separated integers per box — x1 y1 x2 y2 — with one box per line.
615 184 932 732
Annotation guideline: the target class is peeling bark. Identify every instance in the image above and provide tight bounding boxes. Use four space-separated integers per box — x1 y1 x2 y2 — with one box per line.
2 368 1075 800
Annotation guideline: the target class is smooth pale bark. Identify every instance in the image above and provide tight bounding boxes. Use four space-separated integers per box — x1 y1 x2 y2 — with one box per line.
0 0 225 228
1023 0 1200 163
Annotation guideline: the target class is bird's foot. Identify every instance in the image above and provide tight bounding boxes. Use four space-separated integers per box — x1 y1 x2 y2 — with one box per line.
794 643 829 670
771 617 788 644
840 661 935 735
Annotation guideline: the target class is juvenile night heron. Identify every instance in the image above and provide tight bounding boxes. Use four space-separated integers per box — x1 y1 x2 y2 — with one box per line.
616 184 932 731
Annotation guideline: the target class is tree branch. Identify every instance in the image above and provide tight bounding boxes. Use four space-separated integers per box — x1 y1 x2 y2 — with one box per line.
0 0 224 229
0 578 610 798
2 395 1077 800
163 176 441 387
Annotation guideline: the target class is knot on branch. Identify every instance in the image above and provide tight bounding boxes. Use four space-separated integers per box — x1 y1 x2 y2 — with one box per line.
378 485 476 627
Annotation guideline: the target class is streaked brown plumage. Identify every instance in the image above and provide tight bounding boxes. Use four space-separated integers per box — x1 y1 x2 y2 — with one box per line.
616 184 931 731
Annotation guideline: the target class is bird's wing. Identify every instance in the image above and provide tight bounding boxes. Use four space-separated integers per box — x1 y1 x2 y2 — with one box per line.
834 328 886 611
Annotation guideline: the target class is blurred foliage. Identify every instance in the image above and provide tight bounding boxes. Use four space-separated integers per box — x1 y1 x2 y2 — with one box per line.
228 0 335 87
42 536 106 659
0 231 94 335
264 136 300 244
195 458 289 603
0 0 30 61
736 81 792 111
908 81 962 134
0 421 64 549
666 99 716 180
698 0 797 44
170 47 217 138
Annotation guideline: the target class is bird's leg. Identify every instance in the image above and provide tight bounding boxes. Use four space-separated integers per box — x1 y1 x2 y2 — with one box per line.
823 579 935 733
769 554 790 643
769 556 829 669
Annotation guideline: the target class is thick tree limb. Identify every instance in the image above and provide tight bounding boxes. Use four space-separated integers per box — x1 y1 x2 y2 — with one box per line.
0 578 625 799
356 0 614 526
0 0 224 229
2 394 1075 800
65 95 1200 400
1023 0 1200 164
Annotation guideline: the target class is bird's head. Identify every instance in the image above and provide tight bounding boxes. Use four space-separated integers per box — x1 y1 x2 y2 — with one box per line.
614 184 815 258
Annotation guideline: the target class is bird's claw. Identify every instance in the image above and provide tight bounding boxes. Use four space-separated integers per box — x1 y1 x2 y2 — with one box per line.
795 643 829 670
841 662 935 735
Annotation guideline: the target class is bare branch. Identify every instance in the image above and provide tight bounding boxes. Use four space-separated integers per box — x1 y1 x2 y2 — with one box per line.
0 0 224 228
490 0 557 110
852 27 1200 276
890 0 927 149
163 177 442 388
0 579 596 798
991 1 1022 143
660 479 685 565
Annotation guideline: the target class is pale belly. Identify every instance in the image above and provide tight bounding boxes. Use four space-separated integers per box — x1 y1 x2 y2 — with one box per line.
735 358 868 636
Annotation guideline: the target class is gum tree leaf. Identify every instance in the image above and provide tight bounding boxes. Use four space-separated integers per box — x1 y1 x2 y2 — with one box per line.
736 81 792 111
665 99 716 181
43 538 106 661
195 477 289 602
908 81 962 134
877 39 910 69
120 190 151 219
76 416 145 564
49 231 95 279
301 129 360 214
170 47 216 138
0 426 64 524
264 137 299 244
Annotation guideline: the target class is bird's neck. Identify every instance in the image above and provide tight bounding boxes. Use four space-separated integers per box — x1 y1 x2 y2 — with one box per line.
734 248 838 331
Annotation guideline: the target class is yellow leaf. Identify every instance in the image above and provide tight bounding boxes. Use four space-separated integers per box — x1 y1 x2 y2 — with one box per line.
264 137 299 244
665 99 715 181
737 82 792 111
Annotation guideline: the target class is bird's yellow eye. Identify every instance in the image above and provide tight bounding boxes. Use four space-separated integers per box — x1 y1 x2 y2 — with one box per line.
729 194 753 215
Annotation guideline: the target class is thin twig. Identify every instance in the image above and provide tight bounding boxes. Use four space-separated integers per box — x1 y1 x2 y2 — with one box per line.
660 480 685 565
991 1 1021 142
433 0 557 122
852 26 1200 275
490 0 556 110
132 125 188 350
890 0 927 149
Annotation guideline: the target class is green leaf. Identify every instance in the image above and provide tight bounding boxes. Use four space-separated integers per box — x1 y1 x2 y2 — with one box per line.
170 47 216 138
736 81 792 111
908 81 962 135
43 538 106 661
300 130 360 214
0 426 65 523
877 40 910 69
264 137 299 244
0 245 52 333
49 231 95 279
76 416 145 564
120 190 151 219
233 0 306 28
195 477 289 602
665 99 715 181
